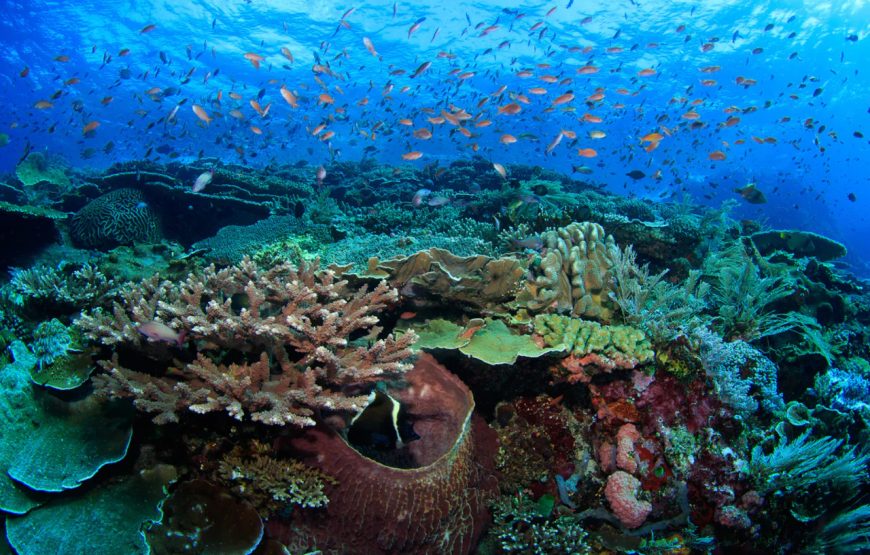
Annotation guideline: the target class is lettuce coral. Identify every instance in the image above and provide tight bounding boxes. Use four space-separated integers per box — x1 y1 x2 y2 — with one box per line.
0 341 133 514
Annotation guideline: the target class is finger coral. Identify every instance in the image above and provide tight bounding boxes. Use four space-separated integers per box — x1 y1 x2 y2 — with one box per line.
77 257 416 427
514 222 620 322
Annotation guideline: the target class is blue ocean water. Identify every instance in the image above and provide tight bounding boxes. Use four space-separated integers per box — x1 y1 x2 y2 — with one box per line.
1 0 868 270
3 2 870 554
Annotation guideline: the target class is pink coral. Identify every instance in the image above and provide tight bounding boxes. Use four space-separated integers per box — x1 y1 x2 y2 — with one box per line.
605 470 652 529
616 423 641 473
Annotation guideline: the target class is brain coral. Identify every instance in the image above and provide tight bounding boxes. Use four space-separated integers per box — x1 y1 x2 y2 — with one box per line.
70 188 161 249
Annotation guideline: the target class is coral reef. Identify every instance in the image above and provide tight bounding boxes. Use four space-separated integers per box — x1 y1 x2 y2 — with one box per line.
216 439 334 514
192 215 301 263
412 318 559 365
696 327 783 416
0 342 133 513
78 257 416 426
145 479 264 555
533 314 654 382
0 201 65 270
6 464 176 555
0 156 868 554
365 248 526 309
14 152 71 189
751 229 847 261
605 471 652 529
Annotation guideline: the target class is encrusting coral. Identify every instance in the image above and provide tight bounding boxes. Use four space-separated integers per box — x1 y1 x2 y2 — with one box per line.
76 257 417 427
534 313 654 382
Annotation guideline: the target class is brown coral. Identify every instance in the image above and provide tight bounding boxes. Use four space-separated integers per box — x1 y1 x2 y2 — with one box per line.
515 221 620 322
363 247 526 308
70 188 161 249
216 440 335 515
78 257 416 427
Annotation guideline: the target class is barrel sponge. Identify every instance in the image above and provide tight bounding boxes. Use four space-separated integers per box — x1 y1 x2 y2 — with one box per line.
71 188 161 249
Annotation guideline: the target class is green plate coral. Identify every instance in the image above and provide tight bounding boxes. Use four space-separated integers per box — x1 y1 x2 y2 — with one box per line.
0 341 133 514
5 465 177 555
411 318 559 365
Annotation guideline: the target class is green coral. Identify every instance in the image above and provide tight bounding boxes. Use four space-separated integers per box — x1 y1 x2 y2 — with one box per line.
29 319 72 370
15 152 70 188
6 464 177 555
0 341 133 513
487 493 590 554
533 313 654 364
412 318 559 365
5 261 115 314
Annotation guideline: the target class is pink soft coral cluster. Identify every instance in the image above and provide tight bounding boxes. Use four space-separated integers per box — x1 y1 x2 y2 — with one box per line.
77 257 417 427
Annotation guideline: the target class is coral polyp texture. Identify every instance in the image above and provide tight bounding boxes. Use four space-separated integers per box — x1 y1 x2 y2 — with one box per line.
77 257 416 427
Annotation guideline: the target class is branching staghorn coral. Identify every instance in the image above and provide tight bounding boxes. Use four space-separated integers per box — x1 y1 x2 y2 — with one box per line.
217 440 335 514
77 257 417 427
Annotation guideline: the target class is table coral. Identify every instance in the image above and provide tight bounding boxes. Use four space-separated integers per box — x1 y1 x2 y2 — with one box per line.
77 257 416 427
14 152 71 189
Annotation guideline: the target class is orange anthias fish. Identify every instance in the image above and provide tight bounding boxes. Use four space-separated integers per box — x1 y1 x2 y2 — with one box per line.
192 104 212 124
244 52 265 69
577 148 597 157
402 151 423 160
708 150 727 161
280 86 298 108
497 102 522 115
552 92 575 106
82 121 100 134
